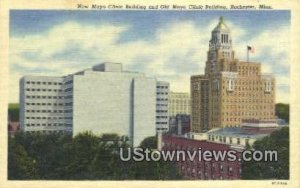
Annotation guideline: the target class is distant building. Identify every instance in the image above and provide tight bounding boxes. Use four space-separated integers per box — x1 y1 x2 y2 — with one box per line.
19 62 168 146
189 119 279 150
191 17 276 132
156 81 170 132
169 114 191 135
162 135 241 180
168 92 191 117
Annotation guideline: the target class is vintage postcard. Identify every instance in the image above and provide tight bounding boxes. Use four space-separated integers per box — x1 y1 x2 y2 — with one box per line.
0 0 299 188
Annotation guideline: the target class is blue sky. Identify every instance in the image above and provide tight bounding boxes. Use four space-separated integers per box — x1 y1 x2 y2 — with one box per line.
9 10 290 103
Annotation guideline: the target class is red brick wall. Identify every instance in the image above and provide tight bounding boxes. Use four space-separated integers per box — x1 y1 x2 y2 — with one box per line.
162 135 241 180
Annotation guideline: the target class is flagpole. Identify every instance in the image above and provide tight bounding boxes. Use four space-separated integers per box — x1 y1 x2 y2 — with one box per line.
247 46 249 62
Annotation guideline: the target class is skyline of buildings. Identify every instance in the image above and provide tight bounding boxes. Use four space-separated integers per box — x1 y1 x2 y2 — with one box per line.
14 15 288 180
19 17 279 139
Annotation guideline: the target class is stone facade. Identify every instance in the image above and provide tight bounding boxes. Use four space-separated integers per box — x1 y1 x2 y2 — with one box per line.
191 17 276 132
168 92 191 117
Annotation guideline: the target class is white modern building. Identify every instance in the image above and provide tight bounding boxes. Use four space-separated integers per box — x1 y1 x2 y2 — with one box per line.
20 62 168 146
168 92 191 117
19 76 68 133
156 81 169 132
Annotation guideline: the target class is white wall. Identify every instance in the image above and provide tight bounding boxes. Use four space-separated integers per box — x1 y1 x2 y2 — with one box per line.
72 70 156 146
133 77 156 147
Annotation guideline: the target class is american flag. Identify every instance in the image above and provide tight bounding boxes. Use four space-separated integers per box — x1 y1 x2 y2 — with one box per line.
247 46 255 53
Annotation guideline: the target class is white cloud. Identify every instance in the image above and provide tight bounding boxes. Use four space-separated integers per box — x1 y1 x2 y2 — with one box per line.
10 19 290 104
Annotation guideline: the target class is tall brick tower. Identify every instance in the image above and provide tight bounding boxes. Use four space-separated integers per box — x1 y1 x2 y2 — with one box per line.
191 17 276 132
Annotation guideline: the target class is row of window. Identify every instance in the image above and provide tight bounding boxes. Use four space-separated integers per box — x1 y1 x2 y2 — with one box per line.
27 109 63 113
26 130 67 134
169 101 190 105
222 99 274 103
170 95 189 99
156 128 168 131
222 111 274 116
156 104 168 107
156 86 169 89
156 116 168 119
157 98 168 101
26 81 62 85
26 88 63 92
180 166 235 179
208 135 248 145
26 123 67 127
26 95 64 99
238 66 259 70
222 93 274 98
156 92 168 95
156 122 168 124
222 106 274 111
26 102 65 106
156 110 168 113
26 109 72 113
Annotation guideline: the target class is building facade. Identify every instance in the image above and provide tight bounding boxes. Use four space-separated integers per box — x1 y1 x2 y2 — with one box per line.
162 135 241 180
156 81 170 132
169 114 191 135
19 76 68 133
168 92 191 117
191 17 276 132
19 62 167 146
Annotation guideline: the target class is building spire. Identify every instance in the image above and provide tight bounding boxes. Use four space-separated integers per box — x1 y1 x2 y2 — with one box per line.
220 16 224 23
213 16 230 32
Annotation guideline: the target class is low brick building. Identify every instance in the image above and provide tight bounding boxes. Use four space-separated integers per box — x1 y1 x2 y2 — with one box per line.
162 135 241 180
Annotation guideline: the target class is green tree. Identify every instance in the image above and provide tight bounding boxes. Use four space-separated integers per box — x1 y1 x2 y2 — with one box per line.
140 136 157 149
8 103 19 121
242 127 289 179
275 103 289 123
8 136 38 179
8 132 182 180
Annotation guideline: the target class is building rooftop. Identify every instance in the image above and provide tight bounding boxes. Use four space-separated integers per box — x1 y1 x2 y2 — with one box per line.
207 127 269 139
